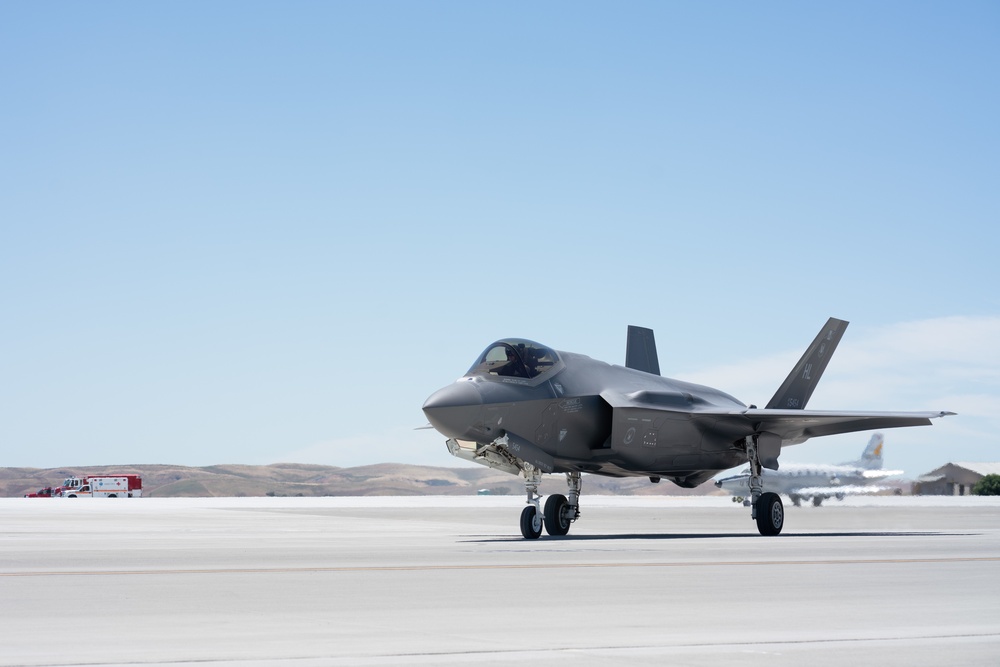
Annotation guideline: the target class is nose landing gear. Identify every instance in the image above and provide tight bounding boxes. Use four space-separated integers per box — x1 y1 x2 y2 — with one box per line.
519 505 543 539
519 468 581 539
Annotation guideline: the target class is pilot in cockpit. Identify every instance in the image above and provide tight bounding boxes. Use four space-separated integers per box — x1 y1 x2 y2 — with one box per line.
498 347 528 378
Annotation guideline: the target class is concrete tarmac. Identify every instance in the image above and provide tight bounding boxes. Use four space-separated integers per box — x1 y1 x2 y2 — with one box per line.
2 495 999 666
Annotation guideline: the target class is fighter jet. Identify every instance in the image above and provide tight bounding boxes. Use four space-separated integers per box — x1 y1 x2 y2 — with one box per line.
422 318 953 538
714 433 904 506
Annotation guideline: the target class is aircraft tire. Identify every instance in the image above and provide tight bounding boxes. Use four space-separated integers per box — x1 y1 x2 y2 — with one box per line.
543 494 571 536
519 506 542 539
755 492 784 536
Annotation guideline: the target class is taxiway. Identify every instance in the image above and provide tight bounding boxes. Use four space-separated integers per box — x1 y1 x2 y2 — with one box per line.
2 495 999 666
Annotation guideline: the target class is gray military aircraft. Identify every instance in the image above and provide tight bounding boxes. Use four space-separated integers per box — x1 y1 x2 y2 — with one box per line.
422 318 953 538
714 433 905 506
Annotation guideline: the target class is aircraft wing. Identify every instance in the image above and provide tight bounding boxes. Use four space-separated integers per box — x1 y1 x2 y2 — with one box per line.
692 408 954 446
741 408 954 444
862 469 905 479
789 484 900 497
603 389 953 446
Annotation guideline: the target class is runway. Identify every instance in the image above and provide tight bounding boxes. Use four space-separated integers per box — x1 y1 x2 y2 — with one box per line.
2 496 999 666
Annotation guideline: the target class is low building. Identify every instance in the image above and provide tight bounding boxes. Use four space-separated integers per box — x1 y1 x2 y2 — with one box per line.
915 462 1000 496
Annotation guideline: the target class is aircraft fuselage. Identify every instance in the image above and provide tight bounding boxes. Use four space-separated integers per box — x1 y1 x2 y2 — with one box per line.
423 347 748 486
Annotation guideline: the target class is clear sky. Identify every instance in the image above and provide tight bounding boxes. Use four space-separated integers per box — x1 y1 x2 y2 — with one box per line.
2 2 998 479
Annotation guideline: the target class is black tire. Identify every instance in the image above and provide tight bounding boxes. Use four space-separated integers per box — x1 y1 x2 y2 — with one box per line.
519 506 542 539
108 494 117 498
755 492 784 536
543 494 571 536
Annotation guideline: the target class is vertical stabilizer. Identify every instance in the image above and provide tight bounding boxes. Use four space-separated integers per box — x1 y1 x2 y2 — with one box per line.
765 318 848 410
626 325 660 375
855 433 885 470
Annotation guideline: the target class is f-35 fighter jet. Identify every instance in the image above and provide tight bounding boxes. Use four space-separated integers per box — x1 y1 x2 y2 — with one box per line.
422 319 953 538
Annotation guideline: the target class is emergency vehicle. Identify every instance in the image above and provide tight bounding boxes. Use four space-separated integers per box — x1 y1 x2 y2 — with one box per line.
57 475 142 498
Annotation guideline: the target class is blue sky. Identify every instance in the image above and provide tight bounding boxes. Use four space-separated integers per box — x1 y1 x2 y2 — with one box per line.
2 2 998 478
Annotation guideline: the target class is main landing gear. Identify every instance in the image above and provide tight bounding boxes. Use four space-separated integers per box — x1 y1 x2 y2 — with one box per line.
744 434 784 536
519 467 581 539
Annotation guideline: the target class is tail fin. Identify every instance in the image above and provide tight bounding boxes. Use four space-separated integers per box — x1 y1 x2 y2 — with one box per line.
766 318 848 409
626 325 660 375
856 432 885 470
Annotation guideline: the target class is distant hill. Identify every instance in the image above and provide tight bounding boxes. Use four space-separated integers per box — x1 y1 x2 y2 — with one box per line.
2 463 721 498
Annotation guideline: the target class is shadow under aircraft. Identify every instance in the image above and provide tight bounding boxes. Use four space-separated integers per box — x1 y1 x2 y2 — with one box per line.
422 318 953 539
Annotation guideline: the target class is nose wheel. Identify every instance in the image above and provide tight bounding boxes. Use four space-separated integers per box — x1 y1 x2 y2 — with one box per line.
543 494 571 536
519 505 543 539
519 469 581 539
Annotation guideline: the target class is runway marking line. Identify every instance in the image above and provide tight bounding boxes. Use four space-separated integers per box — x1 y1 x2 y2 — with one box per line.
3 556 998 578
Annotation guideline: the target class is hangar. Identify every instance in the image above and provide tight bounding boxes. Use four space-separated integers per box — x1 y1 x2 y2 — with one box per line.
915 462 1000 496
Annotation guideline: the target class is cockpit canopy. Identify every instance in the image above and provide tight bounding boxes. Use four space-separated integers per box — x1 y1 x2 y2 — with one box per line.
466 339 559 380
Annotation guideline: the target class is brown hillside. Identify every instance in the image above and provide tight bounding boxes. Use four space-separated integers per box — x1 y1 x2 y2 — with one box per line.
2 463 721 498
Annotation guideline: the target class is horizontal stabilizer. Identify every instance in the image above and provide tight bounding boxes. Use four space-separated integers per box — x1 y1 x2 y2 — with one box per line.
626 325 660 375
766 318 848 410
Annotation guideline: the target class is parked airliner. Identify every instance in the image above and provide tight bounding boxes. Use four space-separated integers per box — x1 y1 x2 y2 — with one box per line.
714 433 902 506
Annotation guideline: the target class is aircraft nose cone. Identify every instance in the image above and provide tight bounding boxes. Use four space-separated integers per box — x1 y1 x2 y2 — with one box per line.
423 381 481 411
422 381 483 439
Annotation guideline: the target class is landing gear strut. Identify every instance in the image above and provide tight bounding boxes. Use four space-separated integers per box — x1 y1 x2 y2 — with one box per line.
520 465 543 539
519 469 581 539
744 434 783 536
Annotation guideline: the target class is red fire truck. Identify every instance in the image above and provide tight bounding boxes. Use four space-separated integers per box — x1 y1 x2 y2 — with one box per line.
56 475 143 498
